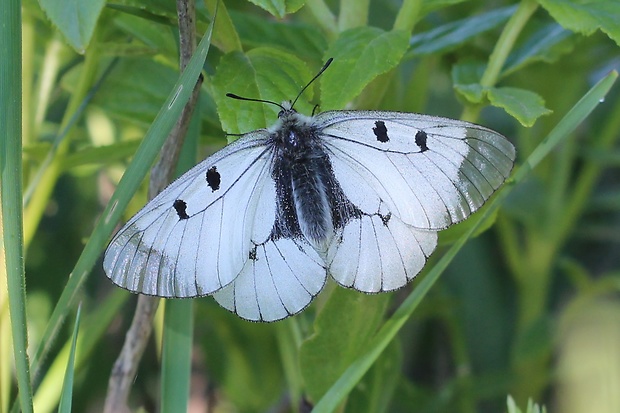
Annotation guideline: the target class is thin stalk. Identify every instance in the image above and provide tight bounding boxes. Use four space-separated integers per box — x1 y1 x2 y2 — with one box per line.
1 1 33 412
305 0 338 37
393 0 423 33
338 0 369 31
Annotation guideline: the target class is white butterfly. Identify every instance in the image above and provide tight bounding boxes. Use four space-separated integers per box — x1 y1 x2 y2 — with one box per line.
103 59 515 322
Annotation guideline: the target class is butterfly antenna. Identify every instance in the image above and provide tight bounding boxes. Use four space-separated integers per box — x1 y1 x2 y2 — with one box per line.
291 58 333 109
225 93 286 111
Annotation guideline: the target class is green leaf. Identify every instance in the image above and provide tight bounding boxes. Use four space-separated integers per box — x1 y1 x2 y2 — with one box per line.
409 5 516 56
344 340 402 413
538 0 620 46
487 87 553 127
453 62 552 126
38 0 105 53
60 140 141 170
112 11 178 59
503 23 574 76
210 49 313 134
299 287 390 402
247 0 305 18
452 61 486 103
199 309 284 411
321 27 409 109
230 11 327 61
57 306 81 413
91 58 179 126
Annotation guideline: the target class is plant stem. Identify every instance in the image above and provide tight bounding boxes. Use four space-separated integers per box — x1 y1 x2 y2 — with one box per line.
1 0 34 411
338 0 369 31
393 0 423 33
304 0 338 38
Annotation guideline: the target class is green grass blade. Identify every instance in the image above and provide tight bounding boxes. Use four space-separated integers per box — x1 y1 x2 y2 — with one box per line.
161 300 194 412
28 20 216 383
32 290 128 412
1 0 34 412
57 305 82 413
160 90 201 412
312 70 618 413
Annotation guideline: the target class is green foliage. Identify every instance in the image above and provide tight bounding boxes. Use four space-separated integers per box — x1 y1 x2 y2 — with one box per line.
3 0 620 413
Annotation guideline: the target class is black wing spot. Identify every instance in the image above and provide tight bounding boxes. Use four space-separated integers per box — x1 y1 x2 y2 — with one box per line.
173 199 190 220
373 121 389 143
249 246 258 261
206 166 221 191
380 212 391 226
415 130 429 152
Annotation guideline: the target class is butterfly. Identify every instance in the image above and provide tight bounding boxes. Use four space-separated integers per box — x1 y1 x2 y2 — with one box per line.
103 59 515 322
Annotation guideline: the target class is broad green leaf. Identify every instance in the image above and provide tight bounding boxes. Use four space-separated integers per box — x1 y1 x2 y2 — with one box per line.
453 62 552 125
230 11 327 61
199 307 284 411
90 58 179 126
210 49 313 134
409 5 516 56
538 0 620 46
247 0 305 18
299 287 390 402
38 0 105 53
112 11 178 60
60 140 141 170
487 87 552 127
321 27 409 110
452 61 486 103
343 340 402 413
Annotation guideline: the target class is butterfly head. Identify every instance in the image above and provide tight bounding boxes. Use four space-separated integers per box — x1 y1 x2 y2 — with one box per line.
277 101 297 119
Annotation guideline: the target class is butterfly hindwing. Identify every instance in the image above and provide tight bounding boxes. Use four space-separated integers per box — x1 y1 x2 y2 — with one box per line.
103 131 276 297
326 211 437 292
212 237 326 322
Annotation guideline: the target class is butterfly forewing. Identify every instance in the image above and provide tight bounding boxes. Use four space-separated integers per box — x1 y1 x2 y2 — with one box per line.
103 131 276 297
314 111 516 230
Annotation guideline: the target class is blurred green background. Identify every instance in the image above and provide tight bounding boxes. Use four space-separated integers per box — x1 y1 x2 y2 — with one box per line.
2 0 619 412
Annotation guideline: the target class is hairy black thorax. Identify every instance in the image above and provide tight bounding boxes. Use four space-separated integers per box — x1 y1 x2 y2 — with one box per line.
269 109 359 251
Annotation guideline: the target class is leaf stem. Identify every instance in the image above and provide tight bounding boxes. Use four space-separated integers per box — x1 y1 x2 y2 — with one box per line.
461 0 538 122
